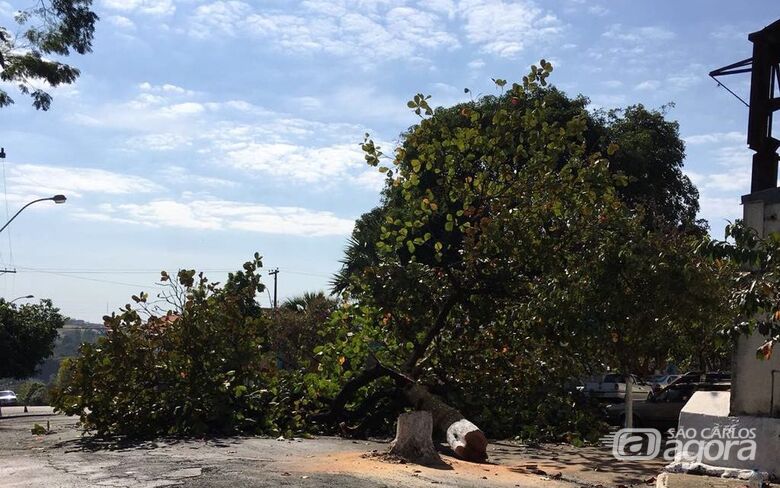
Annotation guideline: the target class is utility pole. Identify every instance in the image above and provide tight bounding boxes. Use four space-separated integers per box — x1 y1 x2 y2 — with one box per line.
0 148 12 275
268 268 279 310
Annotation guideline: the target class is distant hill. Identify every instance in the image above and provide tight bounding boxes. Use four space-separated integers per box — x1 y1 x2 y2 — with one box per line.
34 319 105 383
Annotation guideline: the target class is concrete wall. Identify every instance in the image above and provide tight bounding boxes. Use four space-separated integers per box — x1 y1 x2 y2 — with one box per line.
678 391 780 477
731 333 780 417
732 189 780 417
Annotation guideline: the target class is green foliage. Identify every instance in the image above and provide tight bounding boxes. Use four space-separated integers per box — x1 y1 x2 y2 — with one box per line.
0 299 66 378
50 61 731 445
703 221 780 359
596 104 700 229
327 61 727 441
0 0 98 110
51 255 323 438
17 380 48 405
324 62 623 440
272 291 339 369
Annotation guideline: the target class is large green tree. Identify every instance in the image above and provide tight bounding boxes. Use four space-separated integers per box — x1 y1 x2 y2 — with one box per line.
334 90 702 295
0 298 65 378
323 62 728 439
321 63 624 439
0 0 98 110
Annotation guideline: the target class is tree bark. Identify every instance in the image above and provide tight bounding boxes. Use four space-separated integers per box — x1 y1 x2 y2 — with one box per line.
624 371 634 428
404 292 460 375
318 356 489 463
403 383 488 462
388 411 443 466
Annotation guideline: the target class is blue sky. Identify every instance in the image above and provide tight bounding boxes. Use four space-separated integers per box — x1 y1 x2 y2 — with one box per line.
0 0 776 321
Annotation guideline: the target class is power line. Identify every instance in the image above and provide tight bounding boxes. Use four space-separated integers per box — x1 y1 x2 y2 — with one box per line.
278 268 333 279
13 267 158 288
7 264 336 279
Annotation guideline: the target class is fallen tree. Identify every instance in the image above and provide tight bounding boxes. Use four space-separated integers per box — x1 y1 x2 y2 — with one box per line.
312 61 623 458
51 60 719 455
318 354 488 462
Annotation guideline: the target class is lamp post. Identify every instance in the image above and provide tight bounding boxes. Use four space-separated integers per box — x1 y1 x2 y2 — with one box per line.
0 195 67 234
10 295 33 304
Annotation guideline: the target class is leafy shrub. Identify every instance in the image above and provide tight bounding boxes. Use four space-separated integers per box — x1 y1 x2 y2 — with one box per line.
51 255 322 438
17 380 48 406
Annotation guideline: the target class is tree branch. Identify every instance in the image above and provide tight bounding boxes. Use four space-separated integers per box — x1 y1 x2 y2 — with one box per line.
404 292 460 375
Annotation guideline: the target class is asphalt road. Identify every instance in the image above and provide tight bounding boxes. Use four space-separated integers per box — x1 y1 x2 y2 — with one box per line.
0 407 666 487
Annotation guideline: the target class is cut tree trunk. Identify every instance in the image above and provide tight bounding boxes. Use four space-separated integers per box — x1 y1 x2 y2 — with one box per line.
403 383 488 462
388 411 443 466
318 356 488 463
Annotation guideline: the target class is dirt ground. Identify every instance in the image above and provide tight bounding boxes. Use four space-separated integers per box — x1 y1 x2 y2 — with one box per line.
0 407 666 487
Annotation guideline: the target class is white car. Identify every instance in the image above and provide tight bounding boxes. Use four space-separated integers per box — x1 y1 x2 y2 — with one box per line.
0 390 17 406
584 373 652 401
648 374 681 391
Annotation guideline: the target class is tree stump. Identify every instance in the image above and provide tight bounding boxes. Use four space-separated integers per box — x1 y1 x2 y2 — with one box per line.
388 411 443 466
403 383 488 462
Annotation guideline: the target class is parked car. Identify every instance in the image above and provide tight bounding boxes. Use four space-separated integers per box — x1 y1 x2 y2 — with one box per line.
0 390 17 406
669 371 730 386
584 373 653 402
605 381 731 431
648 374 681 391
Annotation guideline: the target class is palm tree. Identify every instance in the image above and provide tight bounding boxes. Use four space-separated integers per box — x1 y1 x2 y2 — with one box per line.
281 291 337 313
330 206 385 294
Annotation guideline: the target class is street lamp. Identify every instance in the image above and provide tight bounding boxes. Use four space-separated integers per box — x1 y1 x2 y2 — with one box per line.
10 295 33 303
0 195 67 234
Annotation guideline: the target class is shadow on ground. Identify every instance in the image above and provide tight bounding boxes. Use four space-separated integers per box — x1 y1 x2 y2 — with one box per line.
492 441 663 487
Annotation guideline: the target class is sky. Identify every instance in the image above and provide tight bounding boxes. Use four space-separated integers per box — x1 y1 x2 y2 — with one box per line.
0 0 776 322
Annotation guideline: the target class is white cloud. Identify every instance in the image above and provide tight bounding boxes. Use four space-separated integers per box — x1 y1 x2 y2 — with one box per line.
69 84 212 133
686 143 752 193
70 83 386 190
7 164 162 199
222 142 368 184
188 0 250 38
667 74 700 90
467 58 485 70
158 166 239 188
710 24 749 41
684 132 744 145
697 195 741 229
423 0 457 18
90 199 355 236
185 0 561 61
161 102 205 116
0 1 14 17
292 96 323 111
139 82 195 96
189 1 459 60
126 133 193 151
459 0 562 58
603 24 675 42
107 15 136 30
588 93 627 109
635 80 660 91
102 0 175 16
